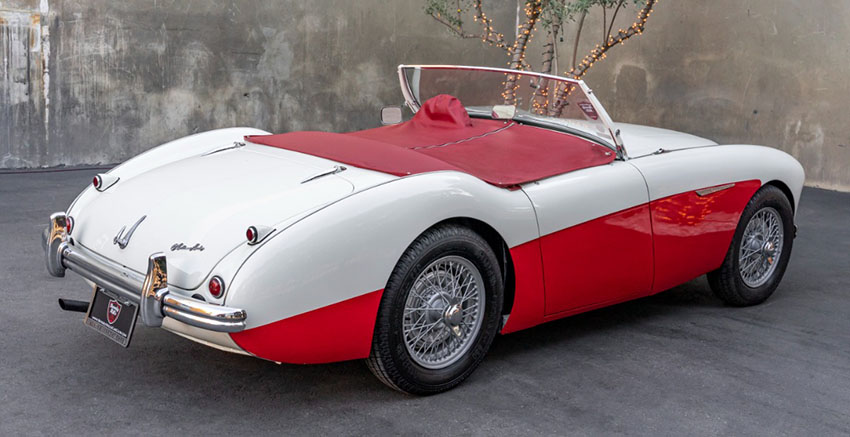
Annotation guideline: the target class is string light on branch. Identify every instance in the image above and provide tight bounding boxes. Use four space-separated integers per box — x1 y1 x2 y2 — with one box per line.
566 0 659 80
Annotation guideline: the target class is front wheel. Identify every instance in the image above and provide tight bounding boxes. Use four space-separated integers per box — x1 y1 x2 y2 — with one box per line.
708 185 795 306
366 224 503 395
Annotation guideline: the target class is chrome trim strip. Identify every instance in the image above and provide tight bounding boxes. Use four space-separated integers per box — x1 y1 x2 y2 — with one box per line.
202 141 246 156
300 165 347 184
695 183 736 197
44 213 247 333
162 292 246 320
162 306 245 332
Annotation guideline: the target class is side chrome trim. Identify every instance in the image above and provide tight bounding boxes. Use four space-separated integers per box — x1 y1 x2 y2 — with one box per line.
44 213 246 333
202 141 246 156
695 183 736 197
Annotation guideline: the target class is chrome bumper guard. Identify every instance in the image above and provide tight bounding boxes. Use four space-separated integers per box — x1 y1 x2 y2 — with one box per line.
44 212 247 333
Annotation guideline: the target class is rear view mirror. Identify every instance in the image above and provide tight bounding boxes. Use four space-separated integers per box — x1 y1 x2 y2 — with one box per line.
380 106 403 125
491 105 516 120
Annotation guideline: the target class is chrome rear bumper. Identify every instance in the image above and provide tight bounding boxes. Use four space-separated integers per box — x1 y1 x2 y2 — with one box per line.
44 212 247 333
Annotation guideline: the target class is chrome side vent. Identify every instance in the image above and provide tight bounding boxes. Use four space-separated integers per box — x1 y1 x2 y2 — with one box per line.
695 183 735 197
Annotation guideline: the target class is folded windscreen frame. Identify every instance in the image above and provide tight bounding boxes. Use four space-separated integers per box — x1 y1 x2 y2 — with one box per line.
398 64 624 158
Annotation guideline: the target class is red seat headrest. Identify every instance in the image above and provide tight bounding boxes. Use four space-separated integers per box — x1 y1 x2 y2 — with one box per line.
412 94 473 128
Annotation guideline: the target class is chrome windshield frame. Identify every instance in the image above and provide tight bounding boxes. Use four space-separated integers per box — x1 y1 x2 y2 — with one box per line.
397 64 627 159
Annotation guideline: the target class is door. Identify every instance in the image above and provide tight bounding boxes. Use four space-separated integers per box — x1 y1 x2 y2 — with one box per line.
522 161 654 316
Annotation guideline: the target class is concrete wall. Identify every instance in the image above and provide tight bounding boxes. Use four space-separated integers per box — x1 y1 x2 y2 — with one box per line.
0 0 509 168
565 0 850 192
1 1 848 191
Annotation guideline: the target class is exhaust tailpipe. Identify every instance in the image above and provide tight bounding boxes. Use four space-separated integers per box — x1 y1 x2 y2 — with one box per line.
58 298 89 313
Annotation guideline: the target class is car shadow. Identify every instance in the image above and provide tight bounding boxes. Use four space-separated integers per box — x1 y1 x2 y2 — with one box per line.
42 277 726 410
176 278 723 397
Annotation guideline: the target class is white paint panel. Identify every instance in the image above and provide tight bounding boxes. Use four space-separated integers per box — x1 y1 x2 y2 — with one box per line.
162 317 249 356
521 161 649 236
225 171 538 329
629 144 805 212
68 128 398 291
617 122 717 158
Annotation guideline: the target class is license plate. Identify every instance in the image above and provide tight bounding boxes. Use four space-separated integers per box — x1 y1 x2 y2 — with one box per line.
84 286 139 347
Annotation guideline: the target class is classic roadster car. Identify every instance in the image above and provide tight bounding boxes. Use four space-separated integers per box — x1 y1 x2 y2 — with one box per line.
44 65 803 394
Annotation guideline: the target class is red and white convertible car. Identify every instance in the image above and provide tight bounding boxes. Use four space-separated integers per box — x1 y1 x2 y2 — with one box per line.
44 65 803 394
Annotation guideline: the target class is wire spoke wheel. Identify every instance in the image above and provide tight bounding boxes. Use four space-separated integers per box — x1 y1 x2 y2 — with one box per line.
738 206 784 288
402 255 485 369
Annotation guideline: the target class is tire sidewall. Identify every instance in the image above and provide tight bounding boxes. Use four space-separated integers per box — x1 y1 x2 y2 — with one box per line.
382 229 503 391
729 188 795 300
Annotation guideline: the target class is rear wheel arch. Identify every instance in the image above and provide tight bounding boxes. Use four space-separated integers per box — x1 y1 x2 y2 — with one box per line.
368 220 505 394
414 217 516 317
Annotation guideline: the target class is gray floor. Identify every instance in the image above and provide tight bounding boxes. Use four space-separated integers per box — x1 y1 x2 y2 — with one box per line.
2 168 849 436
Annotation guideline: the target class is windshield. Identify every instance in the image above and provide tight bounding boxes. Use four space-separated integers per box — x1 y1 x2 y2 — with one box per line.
398 65 621 154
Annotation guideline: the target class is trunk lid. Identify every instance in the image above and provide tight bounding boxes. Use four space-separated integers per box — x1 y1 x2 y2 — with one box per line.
73 145 357 289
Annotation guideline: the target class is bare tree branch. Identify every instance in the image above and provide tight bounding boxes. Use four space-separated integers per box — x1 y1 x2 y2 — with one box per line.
550 0 657 115
571 10 587 70
426 0 512 53
508 1 542 71
503 0 543 103
606 0 625 39
472 0 510 50
569 0 657 80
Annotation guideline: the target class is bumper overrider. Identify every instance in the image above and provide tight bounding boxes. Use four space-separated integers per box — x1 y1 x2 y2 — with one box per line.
44 212 247 333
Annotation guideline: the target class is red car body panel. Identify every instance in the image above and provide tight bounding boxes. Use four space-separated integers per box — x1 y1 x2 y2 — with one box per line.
650 180 761 292
230 289 384 364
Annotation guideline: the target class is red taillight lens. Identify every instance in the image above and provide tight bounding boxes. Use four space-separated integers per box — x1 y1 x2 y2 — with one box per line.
246 226 257 243
92 175 101 189
208 276 224 298
66 216 74 234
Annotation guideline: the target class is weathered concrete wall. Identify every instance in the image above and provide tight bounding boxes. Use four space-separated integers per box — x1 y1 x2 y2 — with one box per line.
2 1 849 191
550 0 850 191
0 0 509 168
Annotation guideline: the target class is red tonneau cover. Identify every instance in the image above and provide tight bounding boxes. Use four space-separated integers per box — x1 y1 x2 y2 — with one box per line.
246 95 614 188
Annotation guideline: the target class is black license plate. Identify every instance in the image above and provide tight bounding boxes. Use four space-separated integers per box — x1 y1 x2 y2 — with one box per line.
84 287 139 347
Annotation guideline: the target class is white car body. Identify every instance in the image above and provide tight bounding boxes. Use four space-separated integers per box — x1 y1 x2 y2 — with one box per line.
46 65 804 365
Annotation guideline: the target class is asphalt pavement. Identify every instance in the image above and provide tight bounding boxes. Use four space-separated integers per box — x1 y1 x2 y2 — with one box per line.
2 168 849 436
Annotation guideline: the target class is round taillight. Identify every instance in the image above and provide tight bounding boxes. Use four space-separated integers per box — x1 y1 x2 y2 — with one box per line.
66 216 74 234
92 175 101 189
246 226 258 244
208 276 225 298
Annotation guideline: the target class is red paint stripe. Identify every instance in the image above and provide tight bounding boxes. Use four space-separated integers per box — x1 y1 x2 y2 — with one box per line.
229 289 383 364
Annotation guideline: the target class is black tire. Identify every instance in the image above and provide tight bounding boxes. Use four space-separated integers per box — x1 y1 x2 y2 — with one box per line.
366 224 504 395
708 185 794 306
